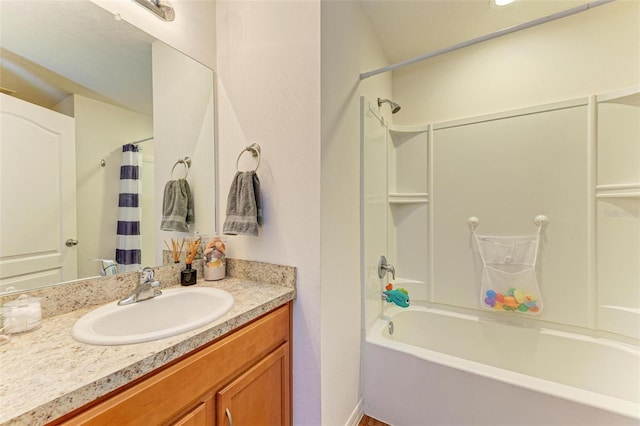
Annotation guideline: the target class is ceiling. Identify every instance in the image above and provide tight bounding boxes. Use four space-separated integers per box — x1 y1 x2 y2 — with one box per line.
1 0 598 112
0 0 155 115
359 0 592 64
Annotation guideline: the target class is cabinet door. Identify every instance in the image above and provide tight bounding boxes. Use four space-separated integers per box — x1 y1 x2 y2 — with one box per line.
216 343 290 426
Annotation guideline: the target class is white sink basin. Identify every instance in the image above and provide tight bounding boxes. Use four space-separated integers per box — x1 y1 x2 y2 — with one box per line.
72 287 234 345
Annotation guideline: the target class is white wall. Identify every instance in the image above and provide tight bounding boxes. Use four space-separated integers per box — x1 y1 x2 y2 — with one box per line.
216 1 322 424
56 94 153 278
392 1 640 124
320 2 391 425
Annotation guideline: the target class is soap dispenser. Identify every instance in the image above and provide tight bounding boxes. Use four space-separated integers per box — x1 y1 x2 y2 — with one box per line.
181 264 197 286
181 237 201 286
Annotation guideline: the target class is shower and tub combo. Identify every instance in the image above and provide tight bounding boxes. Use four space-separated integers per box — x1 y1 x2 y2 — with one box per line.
361 88 640 425
364 305 638 425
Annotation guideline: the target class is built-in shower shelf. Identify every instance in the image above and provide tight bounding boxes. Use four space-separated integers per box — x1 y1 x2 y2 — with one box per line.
389 193 429 204
393 278 428 301
596 193 640 199
596 183 640 199
388 124 429 136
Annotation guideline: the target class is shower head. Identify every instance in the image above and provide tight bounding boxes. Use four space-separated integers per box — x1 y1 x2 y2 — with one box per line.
378 98 401 114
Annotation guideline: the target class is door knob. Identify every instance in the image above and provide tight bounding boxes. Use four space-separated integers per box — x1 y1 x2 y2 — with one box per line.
65 239 79 247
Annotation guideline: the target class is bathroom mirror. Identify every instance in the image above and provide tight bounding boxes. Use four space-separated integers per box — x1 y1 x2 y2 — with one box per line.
0 0 215 293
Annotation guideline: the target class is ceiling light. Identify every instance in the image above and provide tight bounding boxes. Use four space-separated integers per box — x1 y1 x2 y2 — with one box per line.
132 0 175 21
494 0 515 6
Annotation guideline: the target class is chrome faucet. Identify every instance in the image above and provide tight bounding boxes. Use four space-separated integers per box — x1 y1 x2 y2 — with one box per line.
90 258 118 276
118 267 162 306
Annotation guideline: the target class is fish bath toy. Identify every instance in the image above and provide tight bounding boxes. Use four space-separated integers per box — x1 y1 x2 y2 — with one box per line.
383 288 410 308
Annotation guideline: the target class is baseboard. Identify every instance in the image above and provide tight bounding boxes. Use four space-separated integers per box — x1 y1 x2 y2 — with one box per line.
346 398 364 426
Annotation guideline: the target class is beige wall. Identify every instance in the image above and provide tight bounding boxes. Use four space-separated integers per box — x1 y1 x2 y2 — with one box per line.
216 2 394 423
392 1 640 124
216 1 322 424
63 95 153 278
152 41 216 262
320 1 391 424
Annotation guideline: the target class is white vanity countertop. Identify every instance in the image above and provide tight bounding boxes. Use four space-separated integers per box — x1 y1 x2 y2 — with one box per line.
0 278 295 425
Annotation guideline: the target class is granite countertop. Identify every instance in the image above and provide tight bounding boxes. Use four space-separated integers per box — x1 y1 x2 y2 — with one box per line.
0 261 296 425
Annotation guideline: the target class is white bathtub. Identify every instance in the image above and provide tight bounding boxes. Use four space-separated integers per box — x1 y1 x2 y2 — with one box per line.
363 306 640 426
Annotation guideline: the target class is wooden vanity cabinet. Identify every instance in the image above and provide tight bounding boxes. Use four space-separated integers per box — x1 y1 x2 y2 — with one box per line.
171 400 211 426
55 303 292 426
216 343 290 426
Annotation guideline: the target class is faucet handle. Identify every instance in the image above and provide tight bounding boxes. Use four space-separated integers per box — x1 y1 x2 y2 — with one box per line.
140 267 154 283
150 280 162 297
377 255 396 280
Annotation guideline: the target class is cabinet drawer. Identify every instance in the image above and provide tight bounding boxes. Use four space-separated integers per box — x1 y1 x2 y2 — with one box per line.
171 401 210 426
59 304 290 425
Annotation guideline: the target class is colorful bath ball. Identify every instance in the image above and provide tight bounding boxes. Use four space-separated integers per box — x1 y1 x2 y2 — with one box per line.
486 290 496 299
503 296 518 308
495 293 504 303
484 297 496 307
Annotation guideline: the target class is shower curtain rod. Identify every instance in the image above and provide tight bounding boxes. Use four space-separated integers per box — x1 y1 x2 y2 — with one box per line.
359 0 614 80
131 137 153 145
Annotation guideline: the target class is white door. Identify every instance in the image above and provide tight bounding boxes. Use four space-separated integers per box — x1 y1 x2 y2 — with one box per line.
361 97 389 330
0 93 77 292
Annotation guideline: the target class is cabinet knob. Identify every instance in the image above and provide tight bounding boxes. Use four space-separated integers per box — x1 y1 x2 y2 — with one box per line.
225 408 233 426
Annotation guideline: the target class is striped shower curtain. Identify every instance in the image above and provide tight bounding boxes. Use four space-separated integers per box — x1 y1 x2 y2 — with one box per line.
115 144 141 272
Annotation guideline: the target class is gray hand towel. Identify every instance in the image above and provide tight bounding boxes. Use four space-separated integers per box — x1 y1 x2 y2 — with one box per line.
223 171 262 236
160 179 194 232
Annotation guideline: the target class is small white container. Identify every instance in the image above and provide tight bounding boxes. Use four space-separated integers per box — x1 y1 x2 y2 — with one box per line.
204 257 226 281
3 295 42 334
202 236 227 281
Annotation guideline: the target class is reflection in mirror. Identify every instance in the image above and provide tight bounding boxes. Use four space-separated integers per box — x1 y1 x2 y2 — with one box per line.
0 0 215 294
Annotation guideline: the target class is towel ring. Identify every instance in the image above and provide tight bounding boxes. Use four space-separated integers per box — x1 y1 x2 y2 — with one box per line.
171 156 192 179
236 143 261 172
